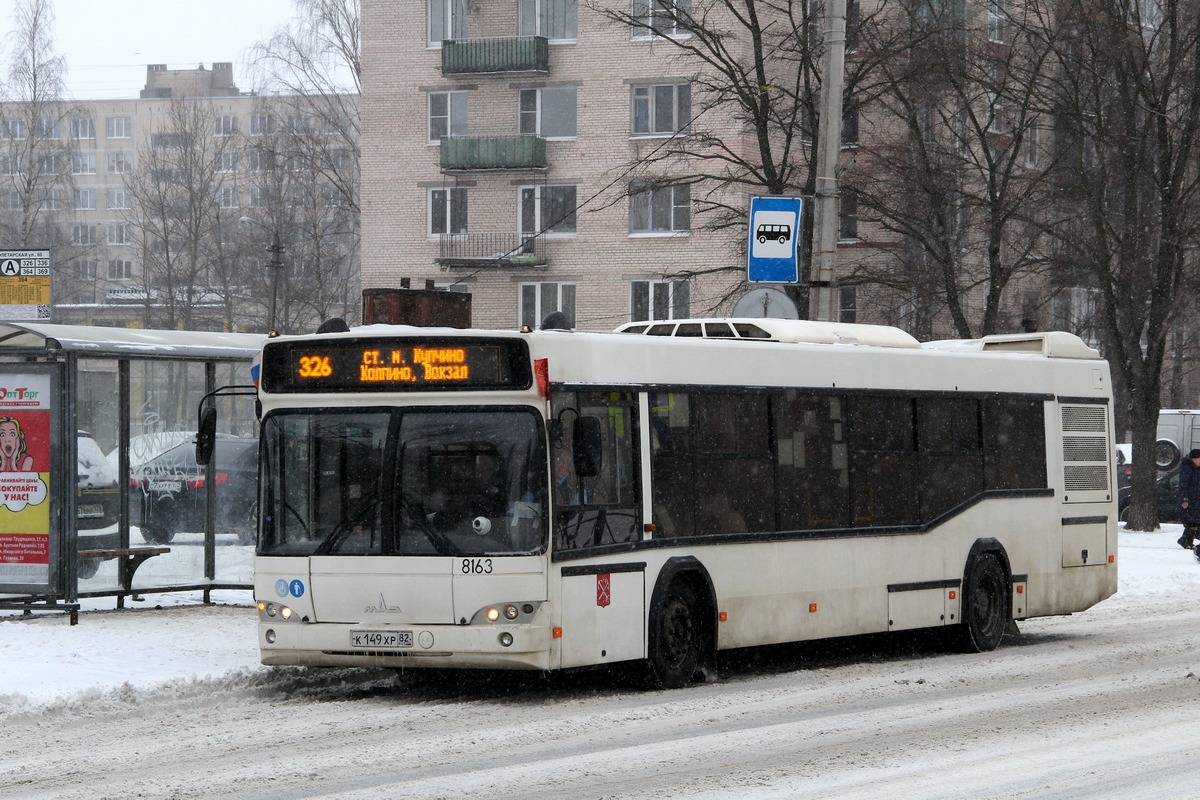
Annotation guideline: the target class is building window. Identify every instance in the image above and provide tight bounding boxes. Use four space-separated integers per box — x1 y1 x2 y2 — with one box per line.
842 93 859 145
1054 286 1101 348
106 188 130 210
286 115 311 134
43 188 63 210
74 188 96 210
520 184 577 236
218 151 238 172
217 187 239 208
429 0 468 44
632 83 691 136
73 224 96 245
987 63 1006 135
518 0 578 41
429 187 468 235
0 156 17 176
521 282 576 329
3 119 26 140
107 259 132 280
36 155 60 174
631 0 692 38
106 117 131 139
72 154 95 174
35 118 60 139
629 182 690 234
839 190 858 241
249 149 272 173
250 113 274 136
1024 118 1040 168
107 152 132 174
428 91 468 142
76 259 98 278
631 278 689 321
73 117 95 139
1 190 21 211
214 114 238 136
107 223 129 245
838 286 857 323
519 86 577 139
987 0 1005 43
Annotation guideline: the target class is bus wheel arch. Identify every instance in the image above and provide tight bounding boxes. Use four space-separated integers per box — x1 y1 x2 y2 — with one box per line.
646 557 717 689
951 540 1011 653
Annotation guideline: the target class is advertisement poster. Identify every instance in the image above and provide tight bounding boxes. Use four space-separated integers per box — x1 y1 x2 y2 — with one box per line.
0 373 51 586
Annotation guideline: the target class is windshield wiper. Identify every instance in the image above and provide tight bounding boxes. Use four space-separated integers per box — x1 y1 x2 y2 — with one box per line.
398 489 462 556
312 496 379 556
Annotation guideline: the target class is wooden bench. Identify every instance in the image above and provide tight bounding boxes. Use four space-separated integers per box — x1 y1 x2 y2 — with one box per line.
77 547 171 592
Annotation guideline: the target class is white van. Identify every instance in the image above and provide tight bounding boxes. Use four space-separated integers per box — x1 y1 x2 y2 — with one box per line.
1155 410 1200 470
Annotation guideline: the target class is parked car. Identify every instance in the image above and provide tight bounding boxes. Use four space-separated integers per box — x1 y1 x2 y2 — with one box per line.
1117 469 1179 523
77 432 121 579
130 436 258 545
1115 444 1133 490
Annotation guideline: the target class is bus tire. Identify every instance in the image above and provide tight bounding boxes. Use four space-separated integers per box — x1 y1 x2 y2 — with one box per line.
952 552 1008 653
646 580 703 690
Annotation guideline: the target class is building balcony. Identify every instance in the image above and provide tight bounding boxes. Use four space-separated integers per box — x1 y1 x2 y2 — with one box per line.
441 36 549 76
436 233 548 269
440 135 547 172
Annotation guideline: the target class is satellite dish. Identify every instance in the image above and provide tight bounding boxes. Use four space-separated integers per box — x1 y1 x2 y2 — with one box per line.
733 288 800 319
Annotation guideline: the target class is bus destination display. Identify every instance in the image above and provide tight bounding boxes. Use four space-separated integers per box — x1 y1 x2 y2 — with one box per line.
262 337 532 393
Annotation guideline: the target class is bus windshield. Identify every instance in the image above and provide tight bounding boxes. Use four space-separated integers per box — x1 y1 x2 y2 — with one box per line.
260 408 548 557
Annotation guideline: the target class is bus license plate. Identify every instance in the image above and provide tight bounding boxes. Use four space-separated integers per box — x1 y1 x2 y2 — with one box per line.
350 630 413 649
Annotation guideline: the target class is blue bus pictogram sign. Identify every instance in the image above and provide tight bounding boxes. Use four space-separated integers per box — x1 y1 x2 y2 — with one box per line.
747 196 803 283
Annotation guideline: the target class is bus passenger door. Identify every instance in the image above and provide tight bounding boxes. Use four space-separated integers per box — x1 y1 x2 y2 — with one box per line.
558 566 645 668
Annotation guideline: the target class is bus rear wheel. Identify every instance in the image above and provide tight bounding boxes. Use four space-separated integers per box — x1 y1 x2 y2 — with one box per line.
951 553 1008 653
646 581 703 690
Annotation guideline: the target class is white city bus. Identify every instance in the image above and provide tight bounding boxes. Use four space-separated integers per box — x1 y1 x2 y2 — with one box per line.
246 318 1117 688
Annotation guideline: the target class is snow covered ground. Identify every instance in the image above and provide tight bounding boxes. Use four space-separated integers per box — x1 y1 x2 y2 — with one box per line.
2 524 1200 799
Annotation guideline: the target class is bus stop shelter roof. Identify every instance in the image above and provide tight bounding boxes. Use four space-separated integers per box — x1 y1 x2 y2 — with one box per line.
0 322 265 361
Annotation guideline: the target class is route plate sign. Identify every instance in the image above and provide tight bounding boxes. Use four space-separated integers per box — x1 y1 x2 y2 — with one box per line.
747 197 803 283
0 249 51 321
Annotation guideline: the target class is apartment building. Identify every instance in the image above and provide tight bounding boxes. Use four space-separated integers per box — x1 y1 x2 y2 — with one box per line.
0 62 359 332
360 1 785 332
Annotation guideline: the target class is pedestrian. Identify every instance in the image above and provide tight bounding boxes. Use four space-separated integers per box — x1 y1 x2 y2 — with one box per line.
1177 449 1200 549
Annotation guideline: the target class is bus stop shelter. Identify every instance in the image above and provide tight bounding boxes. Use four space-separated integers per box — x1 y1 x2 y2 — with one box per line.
0 323 263 619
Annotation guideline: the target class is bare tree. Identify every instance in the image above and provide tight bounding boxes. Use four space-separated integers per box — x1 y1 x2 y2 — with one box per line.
845 0 1061 338
249 0 361 328
0 0 83 316
125 99 237 330
586 0 905 314
1036 0 1200 530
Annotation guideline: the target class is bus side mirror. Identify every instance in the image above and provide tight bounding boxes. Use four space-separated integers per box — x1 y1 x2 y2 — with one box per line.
196 406 217 466
573 417 603 478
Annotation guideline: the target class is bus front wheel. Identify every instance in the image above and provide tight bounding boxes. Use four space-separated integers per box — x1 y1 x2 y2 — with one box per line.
646 580 703 690
952 553 1008 653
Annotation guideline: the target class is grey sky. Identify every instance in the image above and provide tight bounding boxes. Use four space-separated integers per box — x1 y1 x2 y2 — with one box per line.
0 0 297 98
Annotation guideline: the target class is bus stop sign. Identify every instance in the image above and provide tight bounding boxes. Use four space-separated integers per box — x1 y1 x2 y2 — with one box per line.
747 197 803 283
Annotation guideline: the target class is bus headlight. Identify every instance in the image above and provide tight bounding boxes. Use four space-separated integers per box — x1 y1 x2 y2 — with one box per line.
470 601 543 625
257 600 298 622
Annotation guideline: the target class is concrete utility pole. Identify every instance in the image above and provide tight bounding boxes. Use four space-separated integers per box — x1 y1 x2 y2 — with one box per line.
809 0 847 322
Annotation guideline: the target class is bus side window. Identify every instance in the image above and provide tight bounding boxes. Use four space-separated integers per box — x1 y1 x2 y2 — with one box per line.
550 392 641 549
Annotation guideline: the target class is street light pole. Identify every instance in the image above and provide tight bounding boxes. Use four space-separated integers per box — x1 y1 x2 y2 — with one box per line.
241 215 285 333
267 228 284 333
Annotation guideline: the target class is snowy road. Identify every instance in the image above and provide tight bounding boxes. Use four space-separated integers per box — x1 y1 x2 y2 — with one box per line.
6 531 1200 799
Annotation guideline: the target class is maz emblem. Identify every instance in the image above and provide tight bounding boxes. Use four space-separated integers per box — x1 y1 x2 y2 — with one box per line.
364 593 402 614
